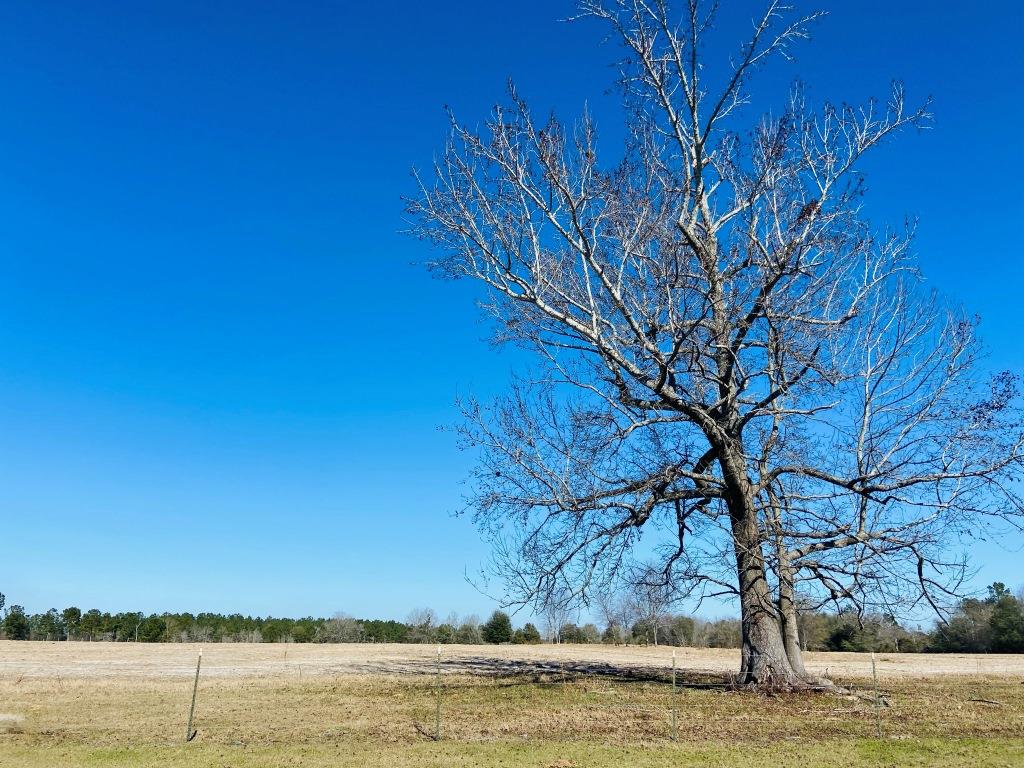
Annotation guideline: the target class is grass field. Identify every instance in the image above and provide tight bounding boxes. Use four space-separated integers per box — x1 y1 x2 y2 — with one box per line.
1 641 1022 767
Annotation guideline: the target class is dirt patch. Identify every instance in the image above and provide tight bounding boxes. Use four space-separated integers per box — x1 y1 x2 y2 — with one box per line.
0 712 25 733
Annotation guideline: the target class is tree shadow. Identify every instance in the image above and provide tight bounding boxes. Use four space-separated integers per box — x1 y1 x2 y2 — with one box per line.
374 656 733 690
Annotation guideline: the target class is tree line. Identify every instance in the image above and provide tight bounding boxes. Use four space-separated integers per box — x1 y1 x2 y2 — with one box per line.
1 585 1021 651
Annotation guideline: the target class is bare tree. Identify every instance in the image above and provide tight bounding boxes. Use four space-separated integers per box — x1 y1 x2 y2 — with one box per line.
542 602 571 644
595 589 634 644
408 0 1024 686
627 575 673 646
456 614 483 644
319 612 365 643
406 608 437 644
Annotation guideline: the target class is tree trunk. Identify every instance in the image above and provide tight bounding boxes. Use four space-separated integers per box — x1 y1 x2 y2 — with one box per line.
720 445 804 687
732 516 800 685
776 545 809 679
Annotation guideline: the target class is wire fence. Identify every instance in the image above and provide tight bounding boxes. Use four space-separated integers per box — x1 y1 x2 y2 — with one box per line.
3 644 1021 746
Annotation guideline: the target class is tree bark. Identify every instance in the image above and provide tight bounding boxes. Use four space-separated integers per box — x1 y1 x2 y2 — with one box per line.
776 545 809 679
720 444 804 687
732 516 801 685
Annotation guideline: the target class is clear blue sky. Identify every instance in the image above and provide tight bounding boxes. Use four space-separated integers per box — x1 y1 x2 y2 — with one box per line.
1 1 1021 621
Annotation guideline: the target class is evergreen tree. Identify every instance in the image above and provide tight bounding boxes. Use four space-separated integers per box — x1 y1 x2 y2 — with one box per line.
62 607 82 639
521 622 541 644
137 616 167 643
481 611 513 644
36 608 64 640
3 605 30 640
989 593 1024 653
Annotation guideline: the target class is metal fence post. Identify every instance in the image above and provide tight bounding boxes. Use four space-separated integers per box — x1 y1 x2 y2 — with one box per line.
671 649 678 742
871 651 882 739
434 645 442 741
186 648 202 742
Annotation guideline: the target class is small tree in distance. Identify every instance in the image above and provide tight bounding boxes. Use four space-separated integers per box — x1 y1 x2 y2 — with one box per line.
481 611 514 644
406 608 437 644
319 613 365 643
62 607 81 640
512 621 543 643
987 589 1024 653
3 605 30 640
522 622 542 643
456 615 483 643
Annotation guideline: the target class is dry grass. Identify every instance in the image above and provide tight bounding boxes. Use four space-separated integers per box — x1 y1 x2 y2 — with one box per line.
3 639 1021 680
0 641 1022 767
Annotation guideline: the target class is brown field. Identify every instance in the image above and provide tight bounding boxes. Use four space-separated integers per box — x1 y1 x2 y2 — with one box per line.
4 639 1023 680
1 641 1022 767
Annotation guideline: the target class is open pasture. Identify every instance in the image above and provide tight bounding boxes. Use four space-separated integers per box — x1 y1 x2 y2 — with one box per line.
1 641 1022 767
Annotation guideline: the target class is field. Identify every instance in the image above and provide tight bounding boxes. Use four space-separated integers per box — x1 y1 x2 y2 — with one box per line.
1 641 1022 767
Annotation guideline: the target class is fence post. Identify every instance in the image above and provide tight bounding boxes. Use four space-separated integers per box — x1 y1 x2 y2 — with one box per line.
186 648 202 743
671 649 678 742
870 651 882 739
434 645 442 741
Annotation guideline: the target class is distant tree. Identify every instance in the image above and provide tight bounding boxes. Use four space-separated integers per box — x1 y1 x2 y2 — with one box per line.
318 613 364 643
35 608 64 640
665 615 696 647
819 613 917 653
925 581 1024 655
62 607 82 640
559 623 584 643
988 593 1024 653
436 612 461 644
579 623 601 644
481 611 513 644
601 621 626 645
362 618 409 643
124 612 145 642
596 592 634 646
794 601 832 652
628 620 652 645
705 620 743 649
541 603 571 644
406 608 437 644
137 616 167 643
987 583 1012 602
291 619 317 643
79 609 103 641
628 577 672 647
0 592 6 616
554 622 600 643
3 605 30 640
823 619 860 652
262 618 295 643
929 598 994 653
455 615 483 644
520 622 542 644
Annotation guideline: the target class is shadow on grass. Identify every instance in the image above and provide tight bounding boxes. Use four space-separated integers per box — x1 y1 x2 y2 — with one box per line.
368 656 733 690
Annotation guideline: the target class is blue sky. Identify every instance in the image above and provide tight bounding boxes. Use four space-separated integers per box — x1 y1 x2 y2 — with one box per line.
1 1 1021 621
